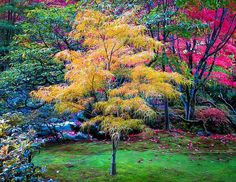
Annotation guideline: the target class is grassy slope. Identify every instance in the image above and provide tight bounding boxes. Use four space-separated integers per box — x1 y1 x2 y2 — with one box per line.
33 133 236 182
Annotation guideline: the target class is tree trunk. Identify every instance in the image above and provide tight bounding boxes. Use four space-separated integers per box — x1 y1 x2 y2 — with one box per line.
185 96 191 120
110 132 119 175
161 52 170 131
28 151 32 163
185 89 196 120
164 97 170 130
111 148 117 175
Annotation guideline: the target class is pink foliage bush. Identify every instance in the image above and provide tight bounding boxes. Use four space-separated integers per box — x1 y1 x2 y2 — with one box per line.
196 108 231 134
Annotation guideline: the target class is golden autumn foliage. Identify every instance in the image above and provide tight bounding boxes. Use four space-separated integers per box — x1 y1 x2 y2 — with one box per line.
110 66 188 99
31 9 188 135
81 115 144 134
94 97 157 124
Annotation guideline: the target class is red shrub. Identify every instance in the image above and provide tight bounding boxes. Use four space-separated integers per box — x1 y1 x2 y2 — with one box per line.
196 108 229 125
196 108 231 134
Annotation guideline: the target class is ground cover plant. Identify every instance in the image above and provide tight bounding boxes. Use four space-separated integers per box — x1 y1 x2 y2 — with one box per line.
0 0 236 181
33 131 236 182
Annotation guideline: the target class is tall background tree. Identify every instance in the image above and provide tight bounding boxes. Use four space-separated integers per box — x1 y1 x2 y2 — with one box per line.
0 0 30 70
143 0 236 120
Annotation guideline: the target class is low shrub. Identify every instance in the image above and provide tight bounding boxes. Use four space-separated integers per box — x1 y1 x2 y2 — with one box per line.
0 118 43 181
195 108 232 134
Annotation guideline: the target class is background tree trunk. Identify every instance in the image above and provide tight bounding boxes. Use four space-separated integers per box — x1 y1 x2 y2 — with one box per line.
164 97 170 130
185 88 197 120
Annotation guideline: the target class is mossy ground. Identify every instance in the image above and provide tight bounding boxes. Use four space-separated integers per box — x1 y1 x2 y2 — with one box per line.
33 132 236 182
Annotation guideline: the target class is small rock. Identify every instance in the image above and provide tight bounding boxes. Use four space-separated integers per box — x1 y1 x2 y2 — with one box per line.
65 163 74 168
137 158 144 163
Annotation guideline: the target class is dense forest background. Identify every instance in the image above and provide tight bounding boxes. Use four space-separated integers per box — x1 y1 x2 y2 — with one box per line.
0 0 235 181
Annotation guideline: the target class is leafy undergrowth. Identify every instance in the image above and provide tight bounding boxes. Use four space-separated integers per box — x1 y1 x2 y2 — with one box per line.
33 132 236 182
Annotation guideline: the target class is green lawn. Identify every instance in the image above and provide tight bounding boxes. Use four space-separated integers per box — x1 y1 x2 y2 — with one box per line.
33 133 236 182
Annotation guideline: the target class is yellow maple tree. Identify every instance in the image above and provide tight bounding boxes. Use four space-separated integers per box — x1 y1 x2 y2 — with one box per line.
32 9 161 112
31 9 189 176
31 9 187 134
